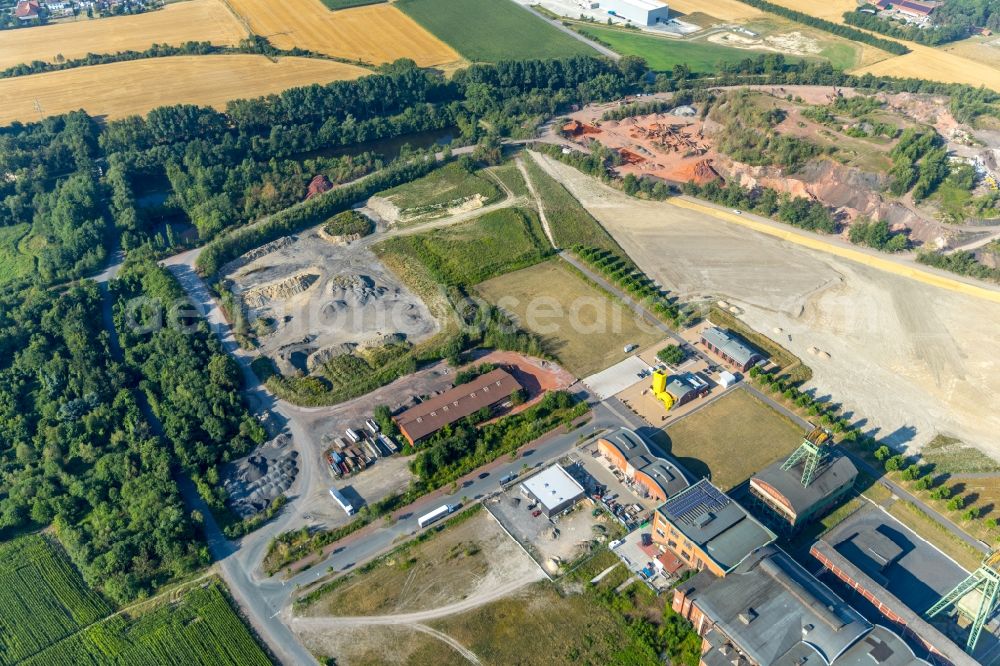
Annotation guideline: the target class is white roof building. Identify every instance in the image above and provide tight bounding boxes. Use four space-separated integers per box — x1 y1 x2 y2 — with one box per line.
520 464 585 517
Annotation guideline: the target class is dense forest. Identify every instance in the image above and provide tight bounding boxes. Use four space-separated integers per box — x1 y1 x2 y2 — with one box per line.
111 259 266 511
0 284 206 603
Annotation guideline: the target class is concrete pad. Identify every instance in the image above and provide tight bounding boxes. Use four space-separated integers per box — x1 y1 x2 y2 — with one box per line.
583 355 651 400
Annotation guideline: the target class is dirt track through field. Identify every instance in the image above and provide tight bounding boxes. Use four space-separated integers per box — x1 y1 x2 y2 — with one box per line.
290 573 544 629
0 0 247 70
0 55 368 124
529 151 1000 462
226 0 463 68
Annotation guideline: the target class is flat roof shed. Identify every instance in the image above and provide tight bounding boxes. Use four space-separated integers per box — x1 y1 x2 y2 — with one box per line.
520 464 586 517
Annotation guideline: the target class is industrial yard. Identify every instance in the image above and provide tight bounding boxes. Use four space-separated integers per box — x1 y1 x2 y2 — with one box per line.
530 150 1000 459
226 223 438 378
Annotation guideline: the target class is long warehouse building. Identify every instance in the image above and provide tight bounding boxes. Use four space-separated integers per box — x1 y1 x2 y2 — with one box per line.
599 0 670 26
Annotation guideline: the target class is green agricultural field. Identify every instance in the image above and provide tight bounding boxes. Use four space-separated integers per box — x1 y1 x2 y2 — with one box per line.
522 153 623 252
0 534 113 665
396 0 597 62
23 582 271 666
378 162 501 223
0 223 38 287
320 0 385 9
652 388 805 488
476 259 663 377
374 207 551 286
576 26 783 72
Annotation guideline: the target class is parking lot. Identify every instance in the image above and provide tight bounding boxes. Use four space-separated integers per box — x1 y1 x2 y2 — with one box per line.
570 444 663 520
485 461 623 576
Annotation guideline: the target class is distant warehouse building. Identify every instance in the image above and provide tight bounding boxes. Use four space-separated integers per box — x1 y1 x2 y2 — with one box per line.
700 326 765 372
598 0 669 26
394 368 522 445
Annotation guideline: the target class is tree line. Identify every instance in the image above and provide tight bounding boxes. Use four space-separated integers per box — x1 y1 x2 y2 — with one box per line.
731 0 910 54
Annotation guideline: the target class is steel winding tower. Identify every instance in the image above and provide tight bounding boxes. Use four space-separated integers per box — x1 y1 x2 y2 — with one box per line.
780 426 832 488
926 550 1000 653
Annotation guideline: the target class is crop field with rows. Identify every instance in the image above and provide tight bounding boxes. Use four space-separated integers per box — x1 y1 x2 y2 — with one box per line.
0 535 112 665
21 583 271 666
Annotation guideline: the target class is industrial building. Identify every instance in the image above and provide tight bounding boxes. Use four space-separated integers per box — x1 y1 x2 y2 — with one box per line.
749 427 858 532
596 427 690 502
672 544 933 666
520 464 586 517
651 370 709 411
394 368 522 445
700 327 765 372
652 479 775 577
811 507 981 665
597 0 669 26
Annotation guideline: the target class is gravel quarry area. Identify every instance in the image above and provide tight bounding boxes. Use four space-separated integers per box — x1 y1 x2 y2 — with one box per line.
226 225 438 375
532 152 1000 459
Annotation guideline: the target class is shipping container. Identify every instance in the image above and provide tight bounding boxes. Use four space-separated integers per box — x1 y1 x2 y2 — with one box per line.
365 418 379 434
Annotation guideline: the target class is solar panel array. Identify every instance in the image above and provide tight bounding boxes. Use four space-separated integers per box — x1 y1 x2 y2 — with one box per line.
663 480 731 525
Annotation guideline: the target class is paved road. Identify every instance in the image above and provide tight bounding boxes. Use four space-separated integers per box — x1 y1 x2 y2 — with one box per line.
512 1 620 60
87 148 991 664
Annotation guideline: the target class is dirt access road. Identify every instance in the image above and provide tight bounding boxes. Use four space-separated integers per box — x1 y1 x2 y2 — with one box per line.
530 151 1000 460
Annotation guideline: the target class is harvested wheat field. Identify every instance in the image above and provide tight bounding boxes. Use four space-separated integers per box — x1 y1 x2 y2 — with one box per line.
854 44 1000 93
227 0 463 68
0 55 368 125
763 0 865 23
667 0 762 22
0 0 247 71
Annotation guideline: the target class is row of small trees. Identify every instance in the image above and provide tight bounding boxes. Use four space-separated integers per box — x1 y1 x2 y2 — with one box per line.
748 365 991 529
573 245 683 327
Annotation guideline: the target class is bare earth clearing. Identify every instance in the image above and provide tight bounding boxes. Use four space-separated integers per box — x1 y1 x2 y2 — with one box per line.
531 152 1000 459
0 0 247 70
228 226 438 376
0 55 368 124
294 511 543 664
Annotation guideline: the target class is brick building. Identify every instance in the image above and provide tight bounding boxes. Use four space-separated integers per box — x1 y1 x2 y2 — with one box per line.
651 479 775 577
672 544 933 665
596 427 690 503
700 327 764 372
393 368 522 445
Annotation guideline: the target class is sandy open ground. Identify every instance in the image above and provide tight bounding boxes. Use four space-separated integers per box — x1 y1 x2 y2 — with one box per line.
228 225 438 376
531 152 1000 460
0 0 247 70
227 0 462 68
0 55 368 124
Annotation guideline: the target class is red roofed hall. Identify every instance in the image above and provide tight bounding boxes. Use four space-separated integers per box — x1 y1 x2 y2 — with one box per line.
394 368 522 445
15 0 41 19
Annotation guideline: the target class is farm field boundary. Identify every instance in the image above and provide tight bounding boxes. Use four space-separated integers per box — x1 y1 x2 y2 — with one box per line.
396 0 597 62
227 0 463 68
0 55 369 125
0 0 247 71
